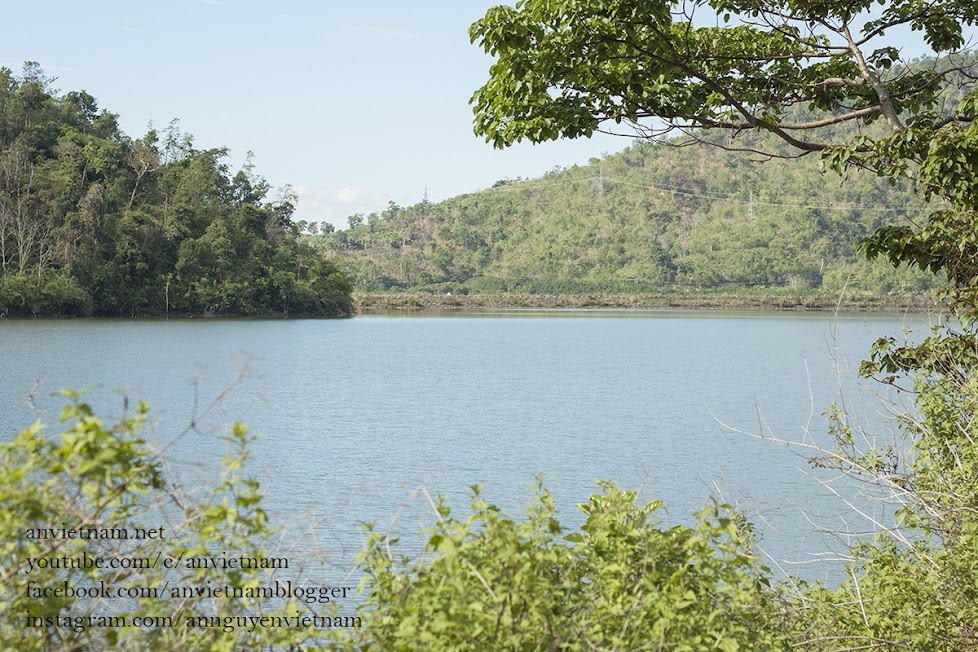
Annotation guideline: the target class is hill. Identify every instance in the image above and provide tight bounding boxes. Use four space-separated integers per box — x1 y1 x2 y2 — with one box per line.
314 130 938 302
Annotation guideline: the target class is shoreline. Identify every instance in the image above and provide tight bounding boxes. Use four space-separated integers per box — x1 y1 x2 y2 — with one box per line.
355 291 939 314
0 292 939 319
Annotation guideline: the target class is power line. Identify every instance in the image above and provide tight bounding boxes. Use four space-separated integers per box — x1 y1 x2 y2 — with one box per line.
488 172 929 214
604 175 920 212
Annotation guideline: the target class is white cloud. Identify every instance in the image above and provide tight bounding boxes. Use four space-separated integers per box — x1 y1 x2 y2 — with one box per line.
293 185 397 230
335 186 360 205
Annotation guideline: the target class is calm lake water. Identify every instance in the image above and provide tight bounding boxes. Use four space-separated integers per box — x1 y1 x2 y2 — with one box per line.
0 310 928 583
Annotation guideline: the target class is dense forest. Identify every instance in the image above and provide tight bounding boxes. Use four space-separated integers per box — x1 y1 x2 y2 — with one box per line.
0 63 353 317
316 129 939 297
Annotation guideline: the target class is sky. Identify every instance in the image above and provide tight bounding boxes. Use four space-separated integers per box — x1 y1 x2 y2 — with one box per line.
3 1 631 229
6 2 975 229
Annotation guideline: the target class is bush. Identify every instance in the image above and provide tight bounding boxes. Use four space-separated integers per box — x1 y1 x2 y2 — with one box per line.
0 392 324 651
337 481 788 651
40 274 94 316
0 272 37 315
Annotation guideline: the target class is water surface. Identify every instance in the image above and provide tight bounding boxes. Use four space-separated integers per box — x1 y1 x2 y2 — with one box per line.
0 310 926 582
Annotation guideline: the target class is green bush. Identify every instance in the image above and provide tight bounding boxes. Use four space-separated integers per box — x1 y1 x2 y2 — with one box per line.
0 393 323 651
337 481 789 651
0 272 37 315
40 274 94 316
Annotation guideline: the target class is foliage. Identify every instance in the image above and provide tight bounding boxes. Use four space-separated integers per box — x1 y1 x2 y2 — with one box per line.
468 0 976 150
0 63 352 317
463 1 978 649
819 57 978 652
2 398 793 651
337 481 788 651
787 338 978 651
829 92 978 318
316 131 937 296
8 0 978 646
0 393 323 651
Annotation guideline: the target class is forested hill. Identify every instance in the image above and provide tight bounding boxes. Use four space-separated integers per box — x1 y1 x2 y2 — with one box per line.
317 131 938 297
0 63 352 317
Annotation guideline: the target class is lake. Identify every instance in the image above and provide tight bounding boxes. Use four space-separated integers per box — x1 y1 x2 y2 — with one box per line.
0 310 928 584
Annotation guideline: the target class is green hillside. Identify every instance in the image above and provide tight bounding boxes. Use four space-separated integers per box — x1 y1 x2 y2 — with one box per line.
315 131 938 299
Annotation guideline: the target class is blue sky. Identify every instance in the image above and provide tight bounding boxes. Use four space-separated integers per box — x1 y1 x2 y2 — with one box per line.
4 1 629 228
6 2 975 228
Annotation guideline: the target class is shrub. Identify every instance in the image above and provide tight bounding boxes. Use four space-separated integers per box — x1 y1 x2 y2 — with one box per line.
338 481 789 651
0 392 323 651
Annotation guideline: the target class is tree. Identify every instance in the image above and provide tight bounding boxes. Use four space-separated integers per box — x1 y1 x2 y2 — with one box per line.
468 2 978 649
127 130 161 209
0 64 355 317
470 0 978 395
0 139 43 274
470 0 977 152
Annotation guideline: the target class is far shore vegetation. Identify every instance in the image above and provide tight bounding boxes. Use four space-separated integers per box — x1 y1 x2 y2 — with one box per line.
0 63 352 319
354 289 936 313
